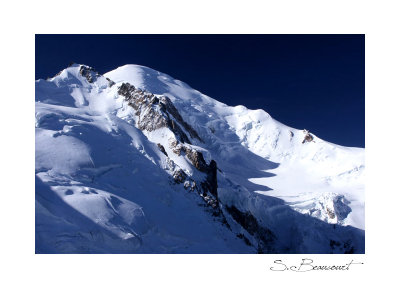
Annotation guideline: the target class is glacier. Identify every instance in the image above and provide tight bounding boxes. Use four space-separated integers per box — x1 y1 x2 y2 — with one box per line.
35 63 364 253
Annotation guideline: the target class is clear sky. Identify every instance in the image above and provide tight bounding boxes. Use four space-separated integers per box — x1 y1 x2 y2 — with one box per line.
35 34 365 147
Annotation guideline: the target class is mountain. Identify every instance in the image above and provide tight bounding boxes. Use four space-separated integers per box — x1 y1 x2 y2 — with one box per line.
35 63 365 253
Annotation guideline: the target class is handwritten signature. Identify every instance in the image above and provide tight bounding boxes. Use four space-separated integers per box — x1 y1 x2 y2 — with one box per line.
270 258 364 272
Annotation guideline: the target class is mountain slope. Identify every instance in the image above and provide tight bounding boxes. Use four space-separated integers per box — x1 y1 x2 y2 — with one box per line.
105 65 365 230
35 63 364 253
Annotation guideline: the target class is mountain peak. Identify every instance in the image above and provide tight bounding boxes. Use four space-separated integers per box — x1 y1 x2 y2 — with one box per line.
105 65 166 94
35 63 365 253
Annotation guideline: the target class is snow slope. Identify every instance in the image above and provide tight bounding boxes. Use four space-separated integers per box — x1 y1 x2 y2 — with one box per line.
35 63 364 253
35 65 251 253
105 65 365 230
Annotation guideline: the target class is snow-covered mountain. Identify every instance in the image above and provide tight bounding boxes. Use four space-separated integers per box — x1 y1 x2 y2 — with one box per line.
35 63 365 253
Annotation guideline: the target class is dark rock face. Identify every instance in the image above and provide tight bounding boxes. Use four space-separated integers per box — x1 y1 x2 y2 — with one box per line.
326 207 336 219
105 77 115 87
173 169 187 183
202 160 218 198
168 139 218 198
184 180 197 191
159 96 202 142
78 65 115 87
79 66 99 83
157 143 168 157
302 129 314 143
182 146 217 198
225 205 276 253
170 140 183 155
184 147 208 172
117 83 202 144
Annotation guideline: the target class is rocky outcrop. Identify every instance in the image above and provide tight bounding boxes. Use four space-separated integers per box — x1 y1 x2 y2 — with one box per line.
302 129 314 143
168 139 208 171
79 65 99 83
159 96 202 142
117 83 202 144
173 169 187 183
105 77 115 87
77 65 115 88
326 207 335 219
202 160 218 198
184 180 197 191
157 143 168 157
184 147 209 172
168 139 218 198
225 205 276 253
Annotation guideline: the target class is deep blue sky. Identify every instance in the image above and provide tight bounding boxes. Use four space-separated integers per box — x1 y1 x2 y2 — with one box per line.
36 35 364 147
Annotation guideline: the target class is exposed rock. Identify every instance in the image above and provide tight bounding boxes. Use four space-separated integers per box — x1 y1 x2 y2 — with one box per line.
184 181 191 190
207 198 219 209
225 205 276 253
168 138 183 155
172 169 186 183
179 144 218 198
173 146 183 155
326 207 336 219
201 160 218 198
117 83 201 144
168 139 219 198
182 180 199 193
165 157 177 172
157 143 168 157
79 65 99 83
118 83 169 132
183 146 208 172
302 129 314 143
168 140 219 207
208 160 217 189
190 180 197 191
105 77 115 87
159 96 202 142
